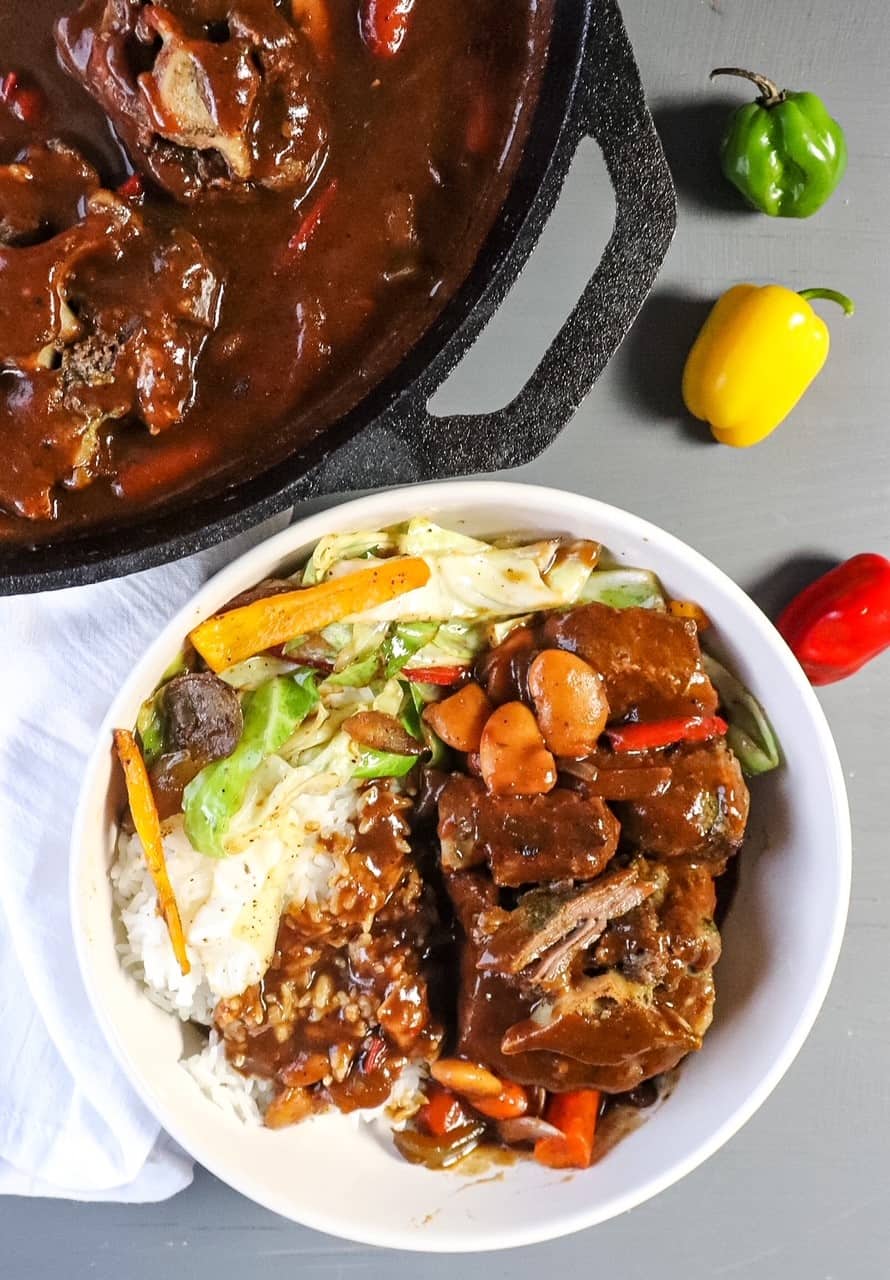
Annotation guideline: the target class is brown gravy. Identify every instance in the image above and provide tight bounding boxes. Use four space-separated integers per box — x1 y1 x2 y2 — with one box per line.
0 0 553 539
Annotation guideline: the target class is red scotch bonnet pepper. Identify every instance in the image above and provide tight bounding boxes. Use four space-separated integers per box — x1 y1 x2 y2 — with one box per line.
777 554 890 685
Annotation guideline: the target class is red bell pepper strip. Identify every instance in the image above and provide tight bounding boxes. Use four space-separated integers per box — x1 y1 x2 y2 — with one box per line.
466 91 496 156
606 715 728 753
534 1090 601 1170
113 438 217 502
360 0 415 57
403 665 470 687
1 71 45 125
777 553 890 685
285 179 338 259
117 172 144 199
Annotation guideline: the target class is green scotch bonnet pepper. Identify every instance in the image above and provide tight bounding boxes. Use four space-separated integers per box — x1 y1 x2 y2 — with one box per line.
711 67 847 217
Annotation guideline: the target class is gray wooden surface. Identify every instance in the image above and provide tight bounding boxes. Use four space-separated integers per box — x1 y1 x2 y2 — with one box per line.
7 0 889 1275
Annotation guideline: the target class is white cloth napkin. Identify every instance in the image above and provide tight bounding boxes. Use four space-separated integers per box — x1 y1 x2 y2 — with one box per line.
0 512 291 1201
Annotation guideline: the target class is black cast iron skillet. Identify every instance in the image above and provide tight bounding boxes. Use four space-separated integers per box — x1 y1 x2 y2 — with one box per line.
1 0 676 595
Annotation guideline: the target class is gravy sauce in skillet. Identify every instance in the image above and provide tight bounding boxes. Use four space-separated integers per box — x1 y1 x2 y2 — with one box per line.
0 0 553 538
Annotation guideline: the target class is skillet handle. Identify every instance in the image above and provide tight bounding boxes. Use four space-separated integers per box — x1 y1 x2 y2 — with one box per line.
292 0 676 499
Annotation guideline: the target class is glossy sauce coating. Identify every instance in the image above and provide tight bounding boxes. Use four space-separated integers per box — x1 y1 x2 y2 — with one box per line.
0 0 553 537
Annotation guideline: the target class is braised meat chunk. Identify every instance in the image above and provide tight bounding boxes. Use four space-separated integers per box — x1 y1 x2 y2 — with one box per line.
425 587 751 1107
478 866 656 985
0 181 221 518
438 775 619 886
618 741 750 863
0 142 100 246
539 602 718 721
109 521 774 1168
453 909 603 1094
2 1 551 531
593 858 721 983
450 857 722 1094
55 0 330 202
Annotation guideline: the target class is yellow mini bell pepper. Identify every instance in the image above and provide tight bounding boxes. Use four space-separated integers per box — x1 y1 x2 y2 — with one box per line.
682 284 854 447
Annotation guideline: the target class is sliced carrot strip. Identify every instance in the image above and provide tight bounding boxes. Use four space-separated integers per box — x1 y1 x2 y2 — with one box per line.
190 556 430 673
113 729 190 976
534 1089 600 1169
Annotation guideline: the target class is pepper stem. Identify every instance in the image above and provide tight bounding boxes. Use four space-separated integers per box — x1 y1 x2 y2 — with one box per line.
710 67 785 108
798 288 856 317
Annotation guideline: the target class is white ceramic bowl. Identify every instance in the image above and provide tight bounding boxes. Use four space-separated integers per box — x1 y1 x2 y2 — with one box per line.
70 481 851 1251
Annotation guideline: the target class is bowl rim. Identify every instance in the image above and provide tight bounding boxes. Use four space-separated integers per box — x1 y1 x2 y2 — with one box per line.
69 480 852 1250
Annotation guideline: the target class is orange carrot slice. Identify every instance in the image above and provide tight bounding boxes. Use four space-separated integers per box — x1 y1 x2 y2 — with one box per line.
534 1089 600 1169
190 556 430 673
113 729 190 976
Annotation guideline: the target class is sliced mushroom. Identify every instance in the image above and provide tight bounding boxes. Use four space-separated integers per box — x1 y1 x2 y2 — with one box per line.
164 672 243 762
343 711 424 757
496 1115 563 1146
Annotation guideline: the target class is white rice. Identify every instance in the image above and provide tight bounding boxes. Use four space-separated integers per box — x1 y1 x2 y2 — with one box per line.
112 773 421 1125
180 1038 424 1130
180 1031 275 1125
112 780 359 1013
112 827 217 1025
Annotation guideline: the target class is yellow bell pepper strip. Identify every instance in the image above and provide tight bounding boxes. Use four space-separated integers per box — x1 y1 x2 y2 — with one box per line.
682 284 854 447
113 729 190 976
668 599 711 629
189 556 430 673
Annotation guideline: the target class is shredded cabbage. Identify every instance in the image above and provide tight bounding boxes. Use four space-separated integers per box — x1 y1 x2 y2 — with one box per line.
397 517 490 557
353 749 418 780
219 655 298 691
303 530 397 584
349 543 586 623
184 671 320 858
135 693 164 766
542 542 601 601
580 568 666 611
703 654 781 775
